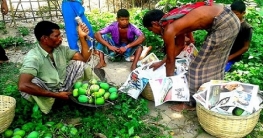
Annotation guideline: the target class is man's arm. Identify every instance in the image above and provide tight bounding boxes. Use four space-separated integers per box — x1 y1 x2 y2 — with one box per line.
228 41 250 61
18 74 71 99
125 34 145 49
72 24 92 62
163 31 185 76
94 32 112 48
228 26 252 61
1 0 8 15
94 31 119 53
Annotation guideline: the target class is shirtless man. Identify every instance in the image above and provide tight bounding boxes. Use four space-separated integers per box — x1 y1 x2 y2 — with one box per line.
142 1 240 111
95 9 145 71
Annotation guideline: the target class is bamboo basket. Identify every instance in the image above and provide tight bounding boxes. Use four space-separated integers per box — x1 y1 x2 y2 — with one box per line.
141 84 154 101
0 95 16 133
196 103 261 138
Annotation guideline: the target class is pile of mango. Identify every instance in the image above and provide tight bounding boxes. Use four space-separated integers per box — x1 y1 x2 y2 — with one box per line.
72 79 118 105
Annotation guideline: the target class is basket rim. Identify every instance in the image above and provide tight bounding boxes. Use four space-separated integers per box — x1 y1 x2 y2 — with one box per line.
197 103 261 119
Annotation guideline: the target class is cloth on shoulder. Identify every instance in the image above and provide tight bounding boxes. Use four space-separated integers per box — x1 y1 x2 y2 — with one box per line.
160 0 213 27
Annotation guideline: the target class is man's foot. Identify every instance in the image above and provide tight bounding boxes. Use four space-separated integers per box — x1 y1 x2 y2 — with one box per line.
169 103 195 112
95 62 107 68
139 46 152 60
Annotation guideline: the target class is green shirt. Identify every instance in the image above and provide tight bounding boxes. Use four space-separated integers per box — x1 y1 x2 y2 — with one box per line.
20 43 77 90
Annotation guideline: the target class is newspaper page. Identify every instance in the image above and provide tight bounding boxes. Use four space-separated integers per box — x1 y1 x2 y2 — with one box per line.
149 74 190 106
206 81 259 113
175 58 189 75
193 80 228 108
137 53 159 67
119 63 166 99
176 43 198 63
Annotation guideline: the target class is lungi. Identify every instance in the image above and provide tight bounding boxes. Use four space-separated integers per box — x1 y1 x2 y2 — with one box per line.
187 7 240 100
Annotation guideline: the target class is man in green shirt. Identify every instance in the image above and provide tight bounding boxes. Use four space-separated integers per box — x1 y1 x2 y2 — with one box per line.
18 21 99 114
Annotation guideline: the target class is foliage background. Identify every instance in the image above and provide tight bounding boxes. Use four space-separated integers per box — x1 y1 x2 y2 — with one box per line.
1 0 263 137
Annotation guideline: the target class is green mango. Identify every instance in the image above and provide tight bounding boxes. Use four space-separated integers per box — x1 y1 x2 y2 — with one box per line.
73 81 82 89
109 92 118 101
4 129 13 138
26 131 39 138
13 130 26 137
100 83 110 90
104 92 110 100
78 95 88 103
95 97 105 105
72 89 79 97
78 87 87 95
109 87 117 93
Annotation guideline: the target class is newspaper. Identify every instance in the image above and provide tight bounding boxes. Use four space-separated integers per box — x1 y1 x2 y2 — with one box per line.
176 43 198 63
120 44 198 106
193 80 260 115
175 58 189 75
119 63 166 99
149 74 190 106
137 53 159 67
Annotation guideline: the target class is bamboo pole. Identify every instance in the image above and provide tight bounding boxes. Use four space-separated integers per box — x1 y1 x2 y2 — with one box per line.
98 0 101 12
20 3 28 22
29 0 36 21
47 0 52 20
9 0 20 26
107 0 109 11
113 0 115 13
36 0 43 20
89 0 91 11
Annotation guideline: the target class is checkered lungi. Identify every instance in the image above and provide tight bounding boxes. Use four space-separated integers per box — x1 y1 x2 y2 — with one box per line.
187 7 240 98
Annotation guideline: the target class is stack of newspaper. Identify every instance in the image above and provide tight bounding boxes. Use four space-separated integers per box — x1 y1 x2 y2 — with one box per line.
119 44 198 106
193 80 261 115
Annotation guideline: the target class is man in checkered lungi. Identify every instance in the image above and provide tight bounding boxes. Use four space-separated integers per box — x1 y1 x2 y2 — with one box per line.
143 2 240 111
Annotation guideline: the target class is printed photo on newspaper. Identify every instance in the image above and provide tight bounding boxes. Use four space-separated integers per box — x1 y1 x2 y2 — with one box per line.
149 74 190 106
206 81 259 113
176 43 198 63
175 58 189 75
119 63 166 99
137 53 159 67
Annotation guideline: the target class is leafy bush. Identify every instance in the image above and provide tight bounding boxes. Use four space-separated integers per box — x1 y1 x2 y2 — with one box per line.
18 27 30 36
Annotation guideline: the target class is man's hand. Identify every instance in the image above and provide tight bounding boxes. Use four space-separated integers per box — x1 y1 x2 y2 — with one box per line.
108 45 120 53
77 23 89 39
119 46 127 54
1 0 8 15
56 92 72 100
149 61 164 71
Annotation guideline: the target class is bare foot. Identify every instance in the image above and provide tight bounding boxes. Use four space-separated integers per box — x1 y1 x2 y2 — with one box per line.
169 103 195 112
95 62 107 68
140 46 152 60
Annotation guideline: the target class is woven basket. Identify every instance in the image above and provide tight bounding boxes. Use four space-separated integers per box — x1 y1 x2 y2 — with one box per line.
196 103 261 138
0 95 16 133
141 84 154 101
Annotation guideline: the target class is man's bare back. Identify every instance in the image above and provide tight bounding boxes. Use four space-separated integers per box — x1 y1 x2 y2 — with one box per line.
167 4 225 36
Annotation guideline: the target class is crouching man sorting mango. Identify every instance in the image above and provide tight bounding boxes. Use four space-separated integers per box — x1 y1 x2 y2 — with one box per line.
18 21 100 114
